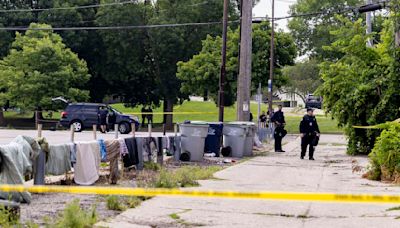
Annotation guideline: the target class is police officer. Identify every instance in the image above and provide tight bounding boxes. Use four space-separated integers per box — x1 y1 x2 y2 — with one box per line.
271 105 286 152
299 108 320 160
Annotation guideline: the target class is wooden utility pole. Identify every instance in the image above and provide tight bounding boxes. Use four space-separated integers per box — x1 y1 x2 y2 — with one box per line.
218 0 229 122
237 0 253 121
268 0 275 117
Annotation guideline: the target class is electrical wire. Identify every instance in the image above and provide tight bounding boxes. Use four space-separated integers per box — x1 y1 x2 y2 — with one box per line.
0 20 240 31
0 1 136 13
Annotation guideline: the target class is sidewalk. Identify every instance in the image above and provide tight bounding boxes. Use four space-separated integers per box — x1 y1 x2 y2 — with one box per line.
97 135 400 228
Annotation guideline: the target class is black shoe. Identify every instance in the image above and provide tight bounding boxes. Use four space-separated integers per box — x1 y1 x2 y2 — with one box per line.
275 150 285 153
300 156 304 159
309 157 315 160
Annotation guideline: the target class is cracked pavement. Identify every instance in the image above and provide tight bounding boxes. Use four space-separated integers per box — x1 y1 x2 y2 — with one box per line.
97 135 400 228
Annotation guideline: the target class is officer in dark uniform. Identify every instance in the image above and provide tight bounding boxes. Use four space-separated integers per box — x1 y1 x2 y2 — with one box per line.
271 105 286 152
299 108 320 160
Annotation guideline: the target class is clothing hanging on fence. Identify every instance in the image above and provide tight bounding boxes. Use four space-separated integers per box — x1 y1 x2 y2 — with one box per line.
98 139 107 162
0 135 40 203
118 138 129 156
123 137 139 168
105 140 120 185
33 149 45 185
46 144 72 175
142 137 158 163
74 141 101 185
70 143 77 167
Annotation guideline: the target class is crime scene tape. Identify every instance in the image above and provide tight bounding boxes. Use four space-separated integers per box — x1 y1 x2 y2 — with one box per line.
353 118 400 129
126 112 217 115
1 185 400 204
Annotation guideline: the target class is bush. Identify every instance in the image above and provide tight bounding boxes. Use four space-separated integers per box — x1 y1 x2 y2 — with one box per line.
367 123 400 182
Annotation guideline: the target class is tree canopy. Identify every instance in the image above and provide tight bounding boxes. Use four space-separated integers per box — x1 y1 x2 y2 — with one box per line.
288 0 362 60
0 23 90 110
317 16 400 154
281 59 321 103
177 22 297 106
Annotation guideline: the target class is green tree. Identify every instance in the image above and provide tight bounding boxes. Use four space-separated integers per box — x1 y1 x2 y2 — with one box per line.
281 59 321 103
0 23 90 112
288 0 362 60
177 22 297 105
147 0 238 128
317 16 400 155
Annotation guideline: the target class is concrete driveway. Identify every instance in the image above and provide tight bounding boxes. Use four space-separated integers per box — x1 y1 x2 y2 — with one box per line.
98 134 400 228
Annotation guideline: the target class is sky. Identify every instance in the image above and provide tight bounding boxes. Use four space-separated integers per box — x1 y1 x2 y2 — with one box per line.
252 0 296 31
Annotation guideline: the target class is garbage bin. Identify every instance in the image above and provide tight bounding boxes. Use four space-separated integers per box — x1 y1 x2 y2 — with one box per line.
179 122 209 161
223 123 248 158
224 122 255 157
204 122 223 157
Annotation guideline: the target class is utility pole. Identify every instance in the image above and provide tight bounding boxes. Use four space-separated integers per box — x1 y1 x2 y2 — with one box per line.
366 0 373 47
218 0 229 122
268 0 275 117
237 0 253 121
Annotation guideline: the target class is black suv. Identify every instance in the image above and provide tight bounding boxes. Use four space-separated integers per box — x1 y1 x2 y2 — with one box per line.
59 103 139 134
305 94 322 109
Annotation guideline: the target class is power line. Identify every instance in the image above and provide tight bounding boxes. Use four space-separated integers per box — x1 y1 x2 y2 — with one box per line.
0 20 240 31
0 1 136 13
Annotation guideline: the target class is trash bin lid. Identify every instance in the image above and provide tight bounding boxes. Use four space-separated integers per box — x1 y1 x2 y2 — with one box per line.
228 121 255 126
189 121 209 125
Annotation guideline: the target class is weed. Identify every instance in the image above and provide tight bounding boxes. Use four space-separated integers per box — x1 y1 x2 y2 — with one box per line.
144 162 161 171
106 196 126 211
169 213 180 220
52 199 97 228
0 205 18 227
386 206 400 211
125 196 143 209
153 166 222 188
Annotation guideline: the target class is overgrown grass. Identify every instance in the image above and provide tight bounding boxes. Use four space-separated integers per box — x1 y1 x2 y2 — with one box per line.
43 199 97 228
155 166 222 188
106 195 147 211
106 196 126 211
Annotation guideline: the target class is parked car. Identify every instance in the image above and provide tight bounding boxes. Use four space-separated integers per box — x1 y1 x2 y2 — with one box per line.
59 103 139 134
305 94 322 109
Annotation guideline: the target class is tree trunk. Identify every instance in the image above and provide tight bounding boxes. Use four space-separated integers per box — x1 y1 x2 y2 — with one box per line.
0 108 5 127
163 99 174 130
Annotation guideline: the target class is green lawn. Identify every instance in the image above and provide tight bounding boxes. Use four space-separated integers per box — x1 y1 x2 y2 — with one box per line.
1 101 342 134
112 101 342 134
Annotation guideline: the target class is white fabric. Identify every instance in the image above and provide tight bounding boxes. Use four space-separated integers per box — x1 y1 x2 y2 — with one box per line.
74 141 101 185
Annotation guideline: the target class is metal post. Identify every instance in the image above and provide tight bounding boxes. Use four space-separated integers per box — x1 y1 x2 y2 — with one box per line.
148 123 152 137
70 125 75 142
218 0 229 122
92 125 97 140
257 83 261 129
114 124 118 139
37 124 43 138
131 123 136 137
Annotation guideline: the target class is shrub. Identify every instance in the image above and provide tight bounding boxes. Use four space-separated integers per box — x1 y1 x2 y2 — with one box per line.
367 123 400 181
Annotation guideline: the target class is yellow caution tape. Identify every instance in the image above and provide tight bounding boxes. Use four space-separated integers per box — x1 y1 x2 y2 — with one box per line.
1 185 400 204
126 112 217 115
